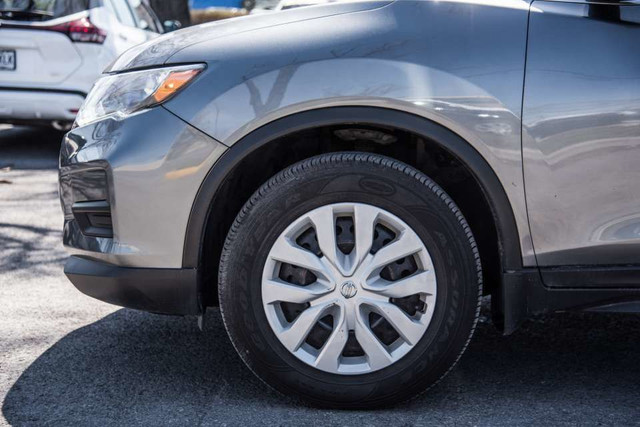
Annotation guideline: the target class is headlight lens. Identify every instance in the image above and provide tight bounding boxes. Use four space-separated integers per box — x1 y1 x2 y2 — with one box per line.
75 64 205 127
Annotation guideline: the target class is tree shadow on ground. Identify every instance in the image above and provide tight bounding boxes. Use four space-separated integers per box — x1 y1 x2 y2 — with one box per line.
3 307 639 426
0 222 66 274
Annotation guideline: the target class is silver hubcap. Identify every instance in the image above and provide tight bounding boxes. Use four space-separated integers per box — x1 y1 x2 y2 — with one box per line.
262 203 437 375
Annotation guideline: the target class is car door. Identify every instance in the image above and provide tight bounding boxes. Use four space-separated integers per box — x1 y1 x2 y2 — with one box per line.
523 0 640 279
126 0 163 34
104 0 154 51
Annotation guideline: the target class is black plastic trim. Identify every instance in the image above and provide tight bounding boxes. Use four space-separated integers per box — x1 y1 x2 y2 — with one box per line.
498 268 640 334
72 200 112 238
181 107 523 272
64 256 200 315
106 62 208 76
541 265 640 288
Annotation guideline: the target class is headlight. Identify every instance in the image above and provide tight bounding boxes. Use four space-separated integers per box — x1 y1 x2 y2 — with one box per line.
75 64 205 127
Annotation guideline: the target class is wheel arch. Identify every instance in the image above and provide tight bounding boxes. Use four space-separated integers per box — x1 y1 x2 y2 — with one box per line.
182 106 523 307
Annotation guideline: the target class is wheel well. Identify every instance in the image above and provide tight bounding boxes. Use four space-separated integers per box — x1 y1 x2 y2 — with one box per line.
200 123 503 307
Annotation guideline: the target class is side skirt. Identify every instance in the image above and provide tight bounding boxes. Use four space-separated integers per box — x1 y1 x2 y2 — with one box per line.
497 266 640 334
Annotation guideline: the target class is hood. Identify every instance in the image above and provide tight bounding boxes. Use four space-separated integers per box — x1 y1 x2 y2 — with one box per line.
106 1 391 73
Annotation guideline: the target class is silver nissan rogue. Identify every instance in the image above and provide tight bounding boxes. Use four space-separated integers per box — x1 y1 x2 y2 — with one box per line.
59 0 640 407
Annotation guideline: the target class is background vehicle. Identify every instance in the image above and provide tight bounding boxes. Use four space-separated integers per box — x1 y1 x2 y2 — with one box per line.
59 0 640 408
273 0 330 10
0 0 166 129
249 0 282 13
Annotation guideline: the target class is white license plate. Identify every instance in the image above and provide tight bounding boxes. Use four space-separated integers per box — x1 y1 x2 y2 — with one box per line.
0 50 16 71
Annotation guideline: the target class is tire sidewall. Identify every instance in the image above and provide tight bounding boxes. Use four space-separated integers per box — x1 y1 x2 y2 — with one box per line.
219 154 481 407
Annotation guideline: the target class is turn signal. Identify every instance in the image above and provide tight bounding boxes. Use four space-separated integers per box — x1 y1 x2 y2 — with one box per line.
153 69 202 103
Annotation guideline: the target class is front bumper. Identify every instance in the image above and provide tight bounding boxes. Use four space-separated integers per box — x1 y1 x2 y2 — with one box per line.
64 256 199 315
59 106 227 313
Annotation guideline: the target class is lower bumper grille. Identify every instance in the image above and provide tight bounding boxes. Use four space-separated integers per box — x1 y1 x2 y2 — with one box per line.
71 200 112 238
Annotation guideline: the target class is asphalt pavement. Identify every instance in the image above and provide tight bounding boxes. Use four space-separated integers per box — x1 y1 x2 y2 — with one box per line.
1 125 639 426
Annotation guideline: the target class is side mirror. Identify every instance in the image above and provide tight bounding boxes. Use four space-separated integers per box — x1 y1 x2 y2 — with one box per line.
163 20 182 33
138 19 149 30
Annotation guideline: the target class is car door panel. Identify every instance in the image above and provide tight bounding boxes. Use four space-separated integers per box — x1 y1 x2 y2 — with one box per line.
523 1 640 271
106 0 150 48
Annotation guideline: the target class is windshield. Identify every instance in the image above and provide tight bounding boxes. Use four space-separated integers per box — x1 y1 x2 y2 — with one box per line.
0 0 97 20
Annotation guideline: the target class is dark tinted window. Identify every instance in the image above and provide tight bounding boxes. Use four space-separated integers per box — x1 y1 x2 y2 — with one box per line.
0 0 100 20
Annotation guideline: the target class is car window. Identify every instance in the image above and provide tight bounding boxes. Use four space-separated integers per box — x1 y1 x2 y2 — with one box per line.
107 0 135 26
0 0 100 20
144 3 162 32
127 0 159 32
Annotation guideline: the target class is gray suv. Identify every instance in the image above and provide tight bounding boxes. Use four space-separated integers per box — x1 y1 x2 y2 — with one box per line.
59 0 640 407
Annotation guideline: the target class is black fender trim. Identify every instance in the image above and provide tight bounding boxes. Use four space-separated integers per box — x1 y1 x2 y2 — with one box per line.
182 106 523 272
65 256 199 315
498 268 640 334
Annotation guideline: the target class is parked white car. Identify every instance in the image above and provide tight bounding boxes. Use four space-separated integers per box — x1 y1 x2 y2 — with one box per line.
248 0 280 13
0 0 165 129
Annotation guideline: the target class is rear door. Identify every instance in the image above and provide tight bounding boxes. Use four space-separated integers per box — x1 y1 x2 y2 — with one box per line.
523 1 640 271
103 0 158 51
127 0 162 34
103 0 147 48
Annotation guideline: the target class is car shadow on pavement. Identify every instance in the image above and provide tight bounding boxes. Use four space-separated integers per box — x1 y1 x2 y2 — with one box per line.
3 307 640 425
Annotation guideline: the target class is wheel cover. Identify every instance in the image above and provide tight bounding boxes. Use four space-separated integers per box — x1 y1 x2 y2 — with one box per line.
262 203 437 375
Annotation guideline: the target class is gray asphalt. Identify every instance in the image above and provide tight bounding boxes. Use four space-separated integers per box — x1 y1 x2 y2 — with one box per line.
1 125 639 426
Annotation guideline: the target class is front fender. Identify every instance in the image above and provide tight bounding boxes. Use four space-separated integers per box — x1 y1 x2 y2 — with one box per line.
181 106 524 275
164 0 535 265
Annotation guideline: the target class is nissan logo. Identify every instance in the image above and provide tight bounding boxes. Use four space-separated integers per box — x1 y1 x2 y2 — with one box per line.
340 281 357 299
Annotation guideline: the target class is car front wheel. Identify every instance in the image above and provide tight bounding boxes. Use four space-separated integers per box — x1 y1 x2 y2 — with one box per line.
218 152 482 408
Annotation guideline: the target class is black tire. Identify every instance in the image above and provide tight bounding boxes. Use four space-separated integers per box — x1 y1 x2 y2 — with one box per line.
218 152 482 408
